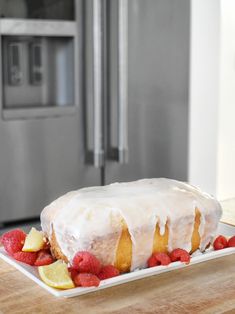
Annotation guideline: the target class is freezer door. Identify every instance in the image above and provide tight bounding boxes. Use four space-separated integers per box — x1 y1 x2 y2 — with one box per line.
0 0 102 223
105 0 190 184
0 115 102 223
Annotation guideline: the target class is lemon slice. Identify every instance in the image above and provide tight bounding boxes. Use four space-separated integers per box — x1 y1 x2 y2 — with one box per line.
38 260 75 289
22 227 45 252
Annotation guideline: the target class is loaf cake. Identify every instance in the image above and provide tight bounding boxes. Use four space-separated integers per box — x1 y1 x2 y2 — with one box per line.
40 178 222 272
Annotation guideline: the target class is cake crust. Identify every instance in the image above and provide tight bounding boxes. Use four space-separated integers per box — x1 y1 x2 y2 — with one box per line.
50 228 68 263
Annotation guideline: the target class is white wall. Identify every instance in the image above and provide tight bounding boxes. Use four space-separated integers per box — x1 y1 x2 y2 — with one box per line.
189 0 220 196
189 0 235 200
218 0 235 200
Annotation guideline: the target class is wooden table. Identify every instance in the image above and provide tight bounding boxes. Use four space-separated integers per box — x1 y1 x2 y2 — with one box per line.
1 203 235 314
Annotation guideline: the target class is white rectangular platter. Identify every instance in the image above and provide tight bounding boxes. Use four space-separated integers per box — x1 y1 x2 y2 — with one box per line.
0 222 235 298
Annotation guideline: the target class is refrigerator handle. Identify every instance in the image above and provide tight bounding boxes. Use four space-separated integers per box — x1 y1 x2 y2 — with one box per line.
117 0 128 163
93 0 104 167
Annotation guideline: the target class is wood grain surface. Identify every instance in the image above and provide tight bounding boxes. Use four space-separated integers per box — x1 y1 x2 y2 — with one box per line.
1 254 235 314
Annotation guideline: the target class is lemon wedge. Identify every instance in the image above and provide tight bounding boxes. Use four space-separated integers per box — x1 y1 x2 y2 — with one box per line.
22 227 45 252
38 260 75 289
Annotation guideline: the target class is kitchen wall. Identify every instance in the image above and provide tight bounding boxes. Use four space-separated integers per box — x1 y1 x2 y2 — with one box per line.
218 0 235 200
189 0 235 200
189 0 220 197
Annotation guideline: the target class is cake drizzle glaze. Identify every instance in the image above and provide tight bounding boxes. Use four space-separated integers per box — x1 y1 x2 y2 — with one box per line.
41 178 222 270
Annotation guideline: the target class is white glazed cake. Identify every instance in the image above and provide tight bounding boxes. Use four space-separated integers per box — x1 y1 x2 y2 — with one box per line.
40 178 222 272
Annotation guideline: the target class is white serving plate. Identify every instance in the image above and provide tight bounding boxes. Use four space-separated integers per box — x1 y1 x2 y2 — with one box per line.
0 222 235 298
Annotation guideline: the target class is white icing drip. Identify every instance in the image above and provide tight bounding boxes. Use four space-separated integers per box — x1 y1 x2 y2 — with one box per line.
115 203 158 270
158 215 167 236
40 178 222 270
41 190 78 237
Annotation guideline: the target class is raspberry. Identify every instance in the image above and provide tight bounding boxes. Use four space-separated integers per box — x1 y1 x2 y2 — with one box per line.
228 236 235 247
147 252 171 267
73 273 100 287
72 251 101 275
98 265 120 280
147 255 158 268
13 251 38 266
1 229 26 255
68 266 78 281
154 252 171 266
34 250 54 266
213 235 228 250
169 248 190 264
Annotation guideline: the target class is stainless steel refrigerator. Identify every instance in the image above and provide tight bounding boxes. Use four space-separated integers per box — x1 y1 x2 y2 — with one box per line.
0 0 189 224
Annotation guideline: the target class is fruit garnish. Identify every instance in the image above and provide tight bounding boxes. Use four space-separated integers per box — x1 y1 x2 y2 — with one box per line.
72 251 101 275
147 255 157 268
213 235 228 250
169 248 190 264
147 252 171 267
34 250 54 266
68 266 78 281
22 227 45 252
1 229 26 255
13 251 38 265
73 273 100 287
98 265 120 280
228 236 235 247
38 260 75 289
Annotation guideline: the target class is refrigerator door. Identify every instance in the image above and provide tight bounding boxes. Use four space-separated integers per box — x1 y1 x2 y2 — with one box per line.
0 0 102 223
105 0 190 184
0 115 101 223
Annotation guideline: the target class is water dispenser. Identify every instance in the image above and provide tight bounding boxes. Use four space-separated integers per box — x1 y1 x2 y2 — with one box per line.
0 0 78 119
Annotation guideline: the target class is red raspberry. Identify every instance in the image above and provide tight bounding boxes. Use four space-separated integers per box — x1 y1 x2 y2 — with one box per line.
72 251 101 275
34 250 54 266
1 229 26 255
213 235 228 250
147 252 171 267
169 248 190 264
73 273 100 287
13 251 38 266
228 236 235 247
68 266 78 281
98 265 120 280
154 252 171 266
147 255 158 268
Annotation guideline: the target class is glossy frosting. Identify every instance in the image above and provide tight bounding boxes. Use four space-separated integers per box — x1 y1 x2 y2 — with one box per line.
40 178 222 270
